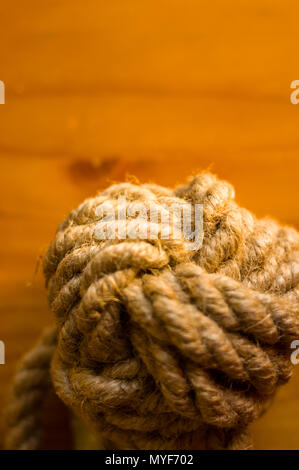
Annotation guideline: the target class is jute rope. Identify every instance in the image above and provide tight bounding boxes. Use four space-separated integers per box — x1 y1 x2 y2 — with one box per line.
5 173 299 449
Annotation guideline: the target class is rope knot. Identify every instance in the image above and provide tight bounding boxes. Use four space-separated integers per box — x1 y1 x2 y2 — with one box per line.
6 173 299 450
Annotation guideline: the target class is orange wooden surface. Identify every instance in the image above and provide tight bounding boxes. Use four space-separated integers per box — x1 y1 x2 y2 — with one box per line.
0 1 299 449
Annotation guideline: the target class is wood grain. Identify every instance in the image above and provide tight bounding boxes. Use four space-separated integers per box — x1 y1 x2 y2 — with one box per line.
0 0 299 449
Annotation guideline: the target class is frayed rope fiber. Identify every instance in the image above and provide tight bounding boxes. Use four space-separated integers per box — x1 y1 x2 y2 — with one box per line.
5 173 299 450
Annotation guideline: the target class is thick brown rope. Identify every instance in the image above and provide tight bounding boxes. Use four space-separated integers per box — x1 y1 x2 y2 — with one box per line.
5 173 299 449
5 326 56 449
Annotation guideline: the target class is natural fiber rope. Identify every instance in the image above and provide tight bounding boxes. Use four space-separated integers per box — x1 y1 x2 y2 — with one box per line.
5 173 299 449
5 327 56 449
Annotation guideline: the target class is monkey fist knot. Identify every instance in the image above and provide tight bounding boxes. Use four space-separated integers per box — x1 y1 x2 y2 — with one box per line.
44 174 299 449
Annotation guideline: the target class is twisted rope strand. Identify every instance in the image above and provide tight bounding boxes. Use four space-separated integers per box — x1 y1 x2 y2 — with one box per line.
5 326 57 449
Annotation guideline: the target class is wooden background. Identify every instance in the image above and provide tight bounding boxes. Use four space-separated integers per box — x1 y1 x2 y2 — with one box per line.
0 0 299 449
